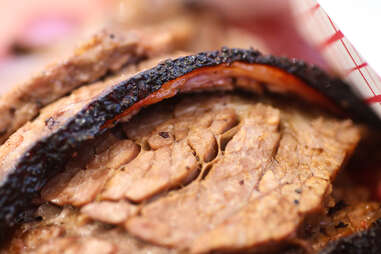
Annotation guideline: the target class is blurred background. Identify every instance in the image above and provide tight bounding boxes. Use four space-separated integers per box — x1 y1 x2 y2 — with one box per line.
0 0 326 94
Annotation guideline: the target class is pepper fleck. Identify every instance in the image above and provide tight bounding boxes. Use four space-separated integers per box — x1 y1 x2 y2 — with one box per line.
159 132 170 138
45 117 56 130
9 107 16 115
335 222 348 229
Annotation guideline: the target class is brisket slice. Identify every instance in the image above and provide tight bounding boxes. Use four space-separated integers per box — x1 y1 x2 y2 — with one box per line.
0 19 195 144
0 48 371 238
2 93 360 253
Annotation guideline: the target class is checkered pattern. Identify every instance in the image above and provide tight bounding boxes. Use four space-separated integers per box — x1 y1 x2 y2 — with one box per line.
292 0 381 118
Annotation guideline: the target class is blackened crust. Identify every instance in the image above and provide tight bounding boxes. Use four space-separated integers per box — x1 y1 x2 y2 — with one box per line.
0 47 379 239
320 218 381 254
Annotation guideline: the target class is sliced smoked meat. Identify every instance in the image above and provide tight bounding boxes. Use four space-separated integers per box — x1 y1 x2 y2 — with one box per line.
2 92 363 254
0 48 372 241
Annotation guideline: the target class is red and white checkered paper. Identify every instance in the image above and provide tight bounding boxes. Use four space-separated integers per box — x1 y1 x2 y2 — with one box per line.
291 0 381 119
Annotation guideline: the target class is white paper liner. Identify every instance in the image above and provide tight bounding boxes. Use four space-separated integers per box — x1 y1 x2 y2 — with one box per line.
291 0 381 119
